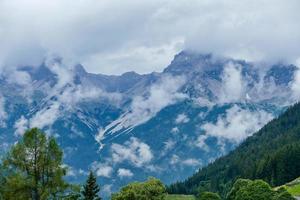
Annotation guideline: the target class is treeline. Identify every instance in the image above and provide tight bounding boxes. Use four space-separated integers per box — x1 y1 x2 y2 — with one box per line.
167 102 300 197
111 177 295 200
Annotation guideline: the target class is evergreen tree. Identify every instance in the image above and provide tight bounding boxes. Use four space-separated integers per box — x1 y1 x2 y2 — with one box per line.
82 171 101 200
0 128 68 200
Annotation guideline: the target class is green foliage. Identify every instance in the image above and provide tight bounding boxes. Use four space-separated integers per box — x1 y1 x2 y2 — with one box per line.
0 128 68 200
82 171 101 200
234 180 274 200
274 187 295 200
112 177 167 200
168 103 300 197
226 179 252 200
199 192 221 200
166 194 196 200
226 179 294 200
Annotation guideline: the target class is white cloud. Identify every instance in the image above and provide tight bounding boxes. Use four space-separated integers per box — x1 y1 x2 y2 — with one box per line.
182 158 201 166
291 59 300 100
111 137 153 167
175 113 190 124
0 95 7 127
30 102 60 129
46 61 74 89
93 164 113 178
219 62 245 103
202 105 273 143
161 139 176 156
171 127 179 134
164 140 176 151
5 69 32 86
83 39 184 74
117 168 133 178
195 135 209 152
96 75 186 139
27 61 122 129
1 0 299 74
14 116 29 136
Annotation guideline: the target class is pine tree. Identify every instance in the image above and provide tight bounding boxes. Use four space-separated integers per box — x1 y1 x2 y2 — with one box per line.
82 171 101 200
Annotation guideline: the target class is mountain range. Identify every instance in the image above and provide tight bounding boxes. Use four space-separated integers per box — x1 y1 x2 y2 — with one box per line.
0 51 298 196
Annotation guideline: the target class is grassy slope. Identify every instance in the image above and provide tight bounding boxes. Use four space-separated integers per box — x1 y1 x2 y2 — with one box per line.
166 194 196 200
283 177 300 196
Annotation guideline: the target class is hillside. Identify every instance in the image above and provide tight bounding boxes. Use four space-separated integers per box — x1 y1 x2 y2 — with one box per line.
168 102 300 197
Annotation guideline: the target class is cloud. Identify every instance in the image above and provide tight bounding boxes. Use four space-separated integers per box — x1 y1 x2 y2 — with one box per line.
117 168 133 178
26 61 122 129
171 127 179 134
14 116 29 136
30 102 60 129
175 113 190 124
219 62 245 103
92 163 113 178
96 75 186 139
161 139 176 157
169 155 201 167
195 135 210 152
164 140 176 151
0 95 7 127
111 137 153 167
182 158 201 166
291 59 300 100
1 0 299 74
202 105 273 143
4 69 32 86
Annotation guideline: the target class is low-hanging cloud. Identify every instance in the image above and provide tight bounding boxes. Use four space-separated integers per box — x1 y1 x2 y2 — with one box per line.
95 75 186 141
117 168 134 178
219 63 245 103
291 59 300 100
202 105 273 143
0 95 7 127
111 137 153 167
0 0 299 75
14 116 29 136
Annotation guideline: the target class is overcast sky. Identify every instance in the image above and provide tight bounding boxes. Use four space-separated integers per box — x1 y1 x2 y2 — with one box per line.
0 0 300 75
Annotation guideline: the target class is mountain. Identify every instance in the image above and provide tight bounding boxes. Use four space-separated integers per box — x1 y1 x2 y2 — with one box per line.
0 51 298 196
167 102 300 197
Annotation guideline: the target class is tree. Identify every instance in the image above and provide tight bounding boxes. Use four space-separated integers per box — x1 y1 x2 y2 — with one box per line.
82 171 101 200
226 179 252 200
234 179 274 200
226 179 295 200
0 128 68 200
112 177 167 200
199 192 221 200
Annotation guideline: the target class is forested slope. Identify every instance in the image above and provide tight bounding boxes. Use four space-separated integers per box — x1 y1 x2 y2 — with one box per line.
168 102 300 197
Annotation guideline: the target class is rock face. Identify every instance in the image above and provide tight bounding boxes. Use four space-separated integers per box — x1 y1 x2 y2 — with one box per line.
0 51 298 196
